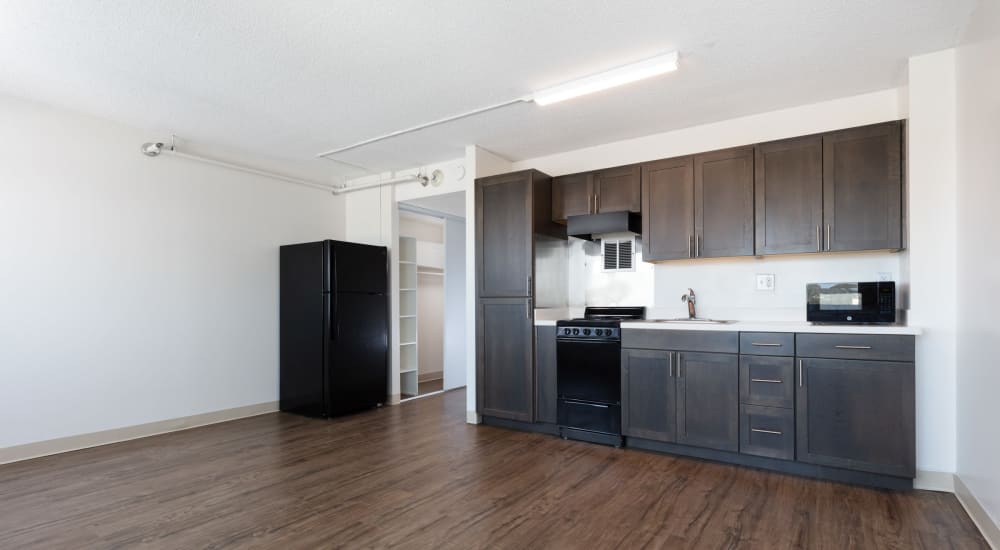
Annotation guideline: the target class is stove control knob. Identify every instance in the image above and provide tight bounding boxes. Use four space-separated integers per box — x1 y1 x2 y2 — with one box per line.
572 328 580 336
563 328 571 335
583 329 591 336
594 329 603 336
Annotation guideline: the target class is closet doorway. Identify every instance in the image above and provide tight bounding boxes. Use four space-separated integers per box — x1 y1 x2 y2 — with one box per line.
397 192 466 400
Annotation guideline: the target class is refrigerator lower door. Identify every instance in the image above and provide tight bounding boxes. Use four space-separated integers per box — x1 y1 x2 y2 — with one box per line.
326 292 389 415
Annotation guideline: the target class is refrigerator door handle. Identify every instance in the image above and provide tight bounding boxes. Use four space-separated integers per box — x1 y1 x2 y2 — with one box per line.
330 294 339 340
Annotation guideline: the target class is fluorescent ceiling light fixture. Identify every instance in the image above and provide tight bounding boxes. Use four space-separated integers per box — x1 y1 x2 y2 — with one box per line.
531 51 679 106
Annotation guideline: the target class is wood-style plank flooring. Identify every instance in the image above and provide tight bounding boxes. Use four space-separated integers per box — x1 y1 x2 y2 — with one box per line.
0 389 987 549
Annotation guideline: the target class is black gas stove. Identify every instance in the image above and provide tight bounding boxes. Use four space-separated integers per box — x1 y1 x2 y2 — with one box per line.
556 307 645 447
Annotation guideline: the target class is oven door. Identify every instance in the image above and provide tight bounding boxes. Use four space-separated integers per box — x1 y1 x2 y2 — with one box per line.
556 338 621 404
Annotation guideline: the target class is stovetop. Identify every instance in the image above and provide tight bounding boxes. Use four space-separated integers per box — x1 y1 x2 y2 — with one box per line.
556 307 645 340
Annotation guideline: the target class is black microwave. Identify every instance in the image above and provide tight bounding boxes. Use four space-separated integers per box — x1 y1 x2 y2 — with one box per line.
806 282 896 324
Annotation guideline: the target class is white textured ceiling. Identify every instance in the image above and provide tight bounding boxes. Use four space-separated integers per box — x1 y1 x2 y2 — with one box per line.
0 1 977 180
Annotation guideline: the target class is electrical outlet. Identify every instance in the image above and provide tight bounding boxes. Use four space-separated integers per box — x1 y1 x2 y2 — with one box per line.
877 272 892 282
756 274 775 291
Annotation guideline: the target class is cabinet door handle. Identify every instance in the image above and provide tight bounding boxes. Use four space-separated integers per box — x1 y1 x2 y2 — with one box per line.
688 235 693 258
751 342 782 347
816 225 821 252
798 359 803 387
751 428 783 435
677 353 682 378
668 352 673 377
696 234 701 257
825 224 831 250
835 345 872 350
751 378 783 384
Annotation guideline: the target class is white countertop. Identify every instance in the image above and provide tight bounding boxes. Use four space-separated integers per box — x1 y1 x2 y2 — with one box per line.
534 313 921 335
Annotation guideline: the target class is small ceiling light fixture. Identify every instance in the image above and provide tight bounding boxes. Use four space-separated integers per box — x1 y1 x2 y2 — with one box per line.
531 51 679 106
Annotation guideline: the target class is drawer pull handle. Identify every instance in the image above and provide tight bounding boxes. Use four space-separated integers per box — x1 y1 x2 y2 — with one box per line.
751 378 782 384
751 428 783 435
751 342 782 347
835 345 873 350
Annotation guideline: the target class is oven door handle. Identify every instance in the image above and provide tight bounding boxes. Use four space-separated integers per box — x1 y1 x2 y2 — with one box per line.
560 399 610 409
556 338 620 344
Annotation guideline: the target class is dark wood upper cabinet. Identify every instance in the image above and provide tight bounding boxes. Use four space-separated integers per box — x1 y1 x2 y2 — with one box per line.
823 122 903 251
694 147 755 258
594 164 641 213
796 357 915 477
675 351 740 452
553 172 594 221
754 136 824 255
642 157 695 261
476 170 561 298
621 349 676 442
477 297 534 422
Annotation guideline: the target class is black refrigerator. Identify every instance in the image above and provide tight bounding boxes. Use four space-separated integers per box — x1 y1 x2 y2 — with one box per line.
279 240 389 417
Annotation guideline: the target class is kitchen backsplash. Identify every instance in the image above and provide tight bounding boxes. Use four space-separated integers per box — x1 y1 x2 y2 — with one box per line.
565 237 906 322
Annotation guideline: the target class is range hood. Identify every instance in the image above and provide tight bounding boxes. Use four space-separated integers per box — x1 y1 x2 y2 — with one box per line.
566 211 641 241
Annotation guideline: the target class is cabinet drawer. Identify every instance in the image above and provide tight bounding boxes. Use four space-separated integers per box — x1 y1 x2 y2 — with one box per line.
621 329 738 353
739 355 794 408
739 332 794 356
740 404 794 460
795 333 914 362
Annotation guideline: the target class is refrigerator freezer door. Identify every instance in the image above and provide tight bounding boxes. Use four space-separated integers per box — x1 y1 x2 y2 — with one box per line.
326 292 389 415
331 241 388 294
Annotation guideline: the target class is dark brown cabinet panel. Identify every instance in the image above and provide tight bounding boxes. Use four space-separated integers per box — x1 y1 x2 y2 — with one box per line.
477 172 533 298
823 122 903 251
740 355 795 408
740 404 795 460
477 298 533 422
694 147 755 258
595 164 641 213
754 136 824 254
622 349 676 442
676 352 739 452
796 357 915 477
553 172 594 220
641 157 695 261
534 326 557 424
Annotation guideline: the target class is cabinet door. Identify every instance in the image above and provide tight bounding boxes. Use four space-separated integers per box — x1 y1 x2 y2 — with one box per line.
823 122 902 251
554 172 594 219
595 164 641 213
476 173 533 298
694 147 755 258
754 136 824 255
641 157 695 261
796 357 915 477
477 298 534 422
676 352 739 451
534 326 558 424
621 349 676 442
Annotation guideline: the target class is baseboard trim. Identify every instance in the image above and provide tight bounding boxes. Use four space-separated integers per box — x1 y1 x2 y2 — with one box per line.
467 410 481 424
914 469 956 492
0 401 278 465
955 475 1000 550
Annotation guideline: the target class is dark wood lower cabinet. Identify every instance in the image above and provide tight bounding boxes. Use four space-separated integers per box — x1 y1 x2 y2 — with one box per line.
476 298 533 422
621 349 676 442
675 352 739 452
534 326 557 424
796 357 915 477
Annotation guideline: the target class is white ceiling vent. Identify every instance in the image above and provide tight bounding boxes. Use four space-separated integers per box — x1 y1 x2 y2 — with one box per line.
602 237 635 272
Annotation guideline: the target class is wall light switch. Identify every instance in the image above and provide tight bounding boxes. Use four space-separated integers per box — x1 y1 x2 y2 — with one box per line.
878 272 892 282
756 274 775 291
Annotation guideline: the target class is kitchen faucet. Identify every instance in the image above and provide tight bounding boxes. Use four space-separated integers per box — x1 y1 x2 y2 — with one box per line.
681 288 697 319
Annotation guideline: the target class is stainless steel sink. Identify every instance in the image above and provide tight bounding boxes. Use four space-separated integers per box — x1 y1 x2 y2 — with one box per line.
642 318 736 324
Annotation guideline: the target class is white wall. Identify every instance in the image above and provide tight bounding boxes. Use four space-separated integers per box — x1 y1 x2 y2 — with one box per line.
956 0 1000 530
906 50 958 476
443 217 467 390
0 93 344 449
